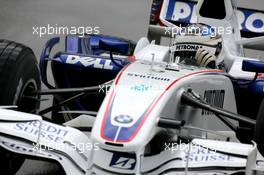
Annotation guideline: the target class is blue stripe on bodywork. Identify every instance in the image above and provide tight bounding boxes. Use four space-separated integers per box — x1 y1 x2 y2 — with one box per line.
104 99 119 140
103 95 154 142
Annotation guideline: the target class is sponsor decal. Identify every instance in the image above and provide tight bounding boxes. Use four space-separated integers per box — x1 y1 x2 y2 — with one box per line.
202 90 225 115
131 84 152 93
165 0 264 34
173 44 202 51
63 55 121 70
14 121 69 143
127 73 171 82
238 9 264 34
1 141 63 160
171 43 217 58
165 142 233 162
185 148 231 162
114 115 133 124
110 153 136 170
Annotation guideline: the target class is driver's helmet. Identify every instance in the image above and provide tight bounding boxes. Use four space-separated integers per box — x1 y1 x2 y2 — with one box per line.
170 24 222 67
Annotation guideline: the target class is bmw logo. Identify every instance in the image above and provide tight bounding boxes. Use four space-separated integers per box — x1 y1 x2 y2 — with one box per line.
257 160 264 167
114 115 133 124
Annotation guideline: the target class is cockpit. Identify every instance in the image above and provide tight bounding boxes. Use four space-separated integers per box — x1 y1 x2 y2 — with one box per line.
170 24 223 68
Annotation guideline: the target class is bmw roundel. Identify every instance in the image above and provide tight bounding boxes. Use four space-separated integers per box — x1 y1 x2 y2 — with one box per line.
114 115 133 124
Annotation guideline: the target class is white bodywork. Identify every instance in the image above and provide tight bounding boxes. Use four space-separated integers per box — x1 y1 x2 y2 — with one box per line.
0 57 261 174
92 61 237 150
0 107 261 175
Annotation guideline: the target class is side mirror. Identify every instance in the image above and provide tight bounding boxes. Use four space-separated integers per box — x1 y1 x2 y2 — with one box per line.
242 60 264 73
98 39 129 55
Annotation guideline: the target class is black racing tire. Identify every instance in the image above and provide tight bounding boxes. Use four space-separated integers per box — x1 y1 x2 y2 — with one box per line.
254 99 264 156
0 40 41 112
0 40 41 174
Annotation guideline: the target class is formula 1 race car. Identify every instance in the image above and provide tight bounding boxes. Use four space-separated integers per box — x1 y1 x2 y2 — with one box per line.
1 0 264 174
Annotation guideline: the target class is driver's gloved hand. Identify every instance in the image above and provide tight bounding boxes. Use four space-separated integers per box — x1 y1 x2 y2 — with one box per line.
195 48 216 68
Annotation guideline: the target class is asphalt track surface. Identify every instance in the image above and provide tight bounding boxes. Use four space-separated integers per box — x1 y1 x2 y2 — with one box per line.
0 0 263 174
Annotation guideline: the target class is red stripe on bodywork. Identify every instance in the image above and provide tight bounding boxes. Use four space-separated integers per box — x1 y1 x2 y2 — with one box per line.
101 69 224 143
166 69 224 90
101 64 130 141
114 64 129 85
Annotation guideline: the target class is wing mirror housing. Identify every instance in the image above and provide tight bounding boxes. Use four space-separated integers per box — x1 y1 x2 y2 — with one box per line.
98 39 129 55
242 60 264 73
